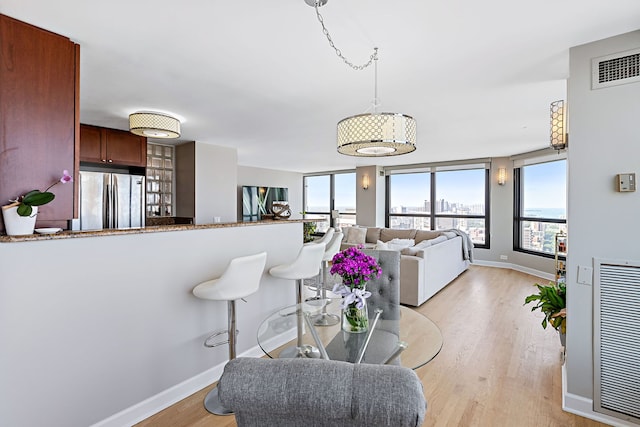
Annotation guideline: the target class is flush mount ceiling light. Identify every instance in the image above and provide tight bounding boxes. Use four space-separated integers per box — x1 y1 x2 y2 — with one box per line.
129 112 181 139
550 100 567 151
306 0 416 157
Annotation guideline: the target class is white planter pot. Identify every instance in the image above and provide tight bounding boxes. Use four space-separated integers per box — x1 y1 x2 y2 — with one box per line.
2 205 38 236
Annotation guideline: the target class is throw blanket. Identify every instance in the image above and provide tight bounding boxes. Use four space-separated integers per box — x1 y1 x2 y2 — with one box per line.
443 229 474 262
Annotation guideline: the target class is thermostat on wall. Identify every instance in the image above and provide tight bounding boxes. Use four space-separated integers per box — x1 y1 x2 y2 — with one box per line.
617 173 636 192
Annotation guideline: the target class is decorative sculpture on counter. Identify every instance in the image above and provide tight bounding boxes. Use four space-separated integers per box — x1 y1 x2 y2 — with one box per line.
271 201 291 219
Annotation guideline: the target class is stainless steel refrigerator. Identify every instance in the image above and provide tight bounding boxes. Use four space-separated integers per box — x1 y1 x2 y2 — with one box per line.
77 171 145 230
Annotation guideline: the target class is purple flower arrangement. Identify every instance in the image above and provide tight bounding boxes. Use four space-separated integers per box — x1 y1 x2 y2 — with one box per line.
330 246 382 310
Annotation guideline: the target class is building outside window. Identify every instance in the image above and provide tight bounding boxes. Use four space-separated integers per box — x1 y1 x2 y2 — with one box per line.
304 172 356 232
514 159 567 256
387 165 489 248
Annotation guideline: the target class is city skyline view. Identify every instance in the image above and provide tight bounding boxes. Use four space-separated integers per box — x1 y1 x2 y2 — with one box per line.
304 160 566 251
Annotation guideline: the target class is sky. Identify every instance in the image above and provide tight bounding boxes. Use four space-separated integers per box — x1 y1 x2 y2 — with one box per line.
522 160 567 209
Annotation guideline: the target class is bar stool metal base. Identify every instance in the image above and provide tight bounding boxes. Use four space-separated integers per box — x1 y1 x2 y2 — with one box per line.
311 311 340 326
279 344 322 359
203 386 233 415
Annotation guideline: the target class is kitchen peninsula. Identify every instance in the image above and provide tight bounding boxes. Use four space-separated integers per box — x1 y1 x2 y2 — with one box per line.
0 218 314 243
0 219 310 426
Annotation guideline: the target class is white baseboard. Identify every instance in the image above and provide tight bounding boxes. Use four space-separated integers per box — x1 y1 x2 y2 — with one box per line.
562 365 638 427
91 331 296 427
90 261 555 427
472 260 554 282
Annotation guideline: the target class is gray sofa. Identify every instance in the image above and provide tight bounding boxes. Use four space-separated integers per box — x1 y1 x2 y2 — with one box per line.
218 357 426 427
341 227 472 306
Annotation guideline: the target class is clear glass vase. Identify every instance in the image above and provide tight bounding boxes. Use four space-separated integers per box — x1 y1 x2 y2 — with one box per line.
342 302 369 333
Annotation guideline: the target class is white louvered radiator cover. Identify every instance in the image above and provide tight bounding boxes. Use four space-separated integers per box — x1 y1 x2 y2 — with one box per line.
594 259 640 424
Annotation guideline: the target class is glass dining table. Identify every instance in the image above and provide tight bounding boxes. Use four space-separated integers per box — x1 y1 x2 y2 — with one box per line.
256 299 443 369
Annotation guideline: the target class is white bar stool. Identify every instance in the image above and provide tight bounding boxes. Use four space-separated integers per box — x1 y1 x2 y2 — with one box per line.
305 228 335 303
269 243 325 358
309 227 335 246
311 230 344 326
192 252 267 416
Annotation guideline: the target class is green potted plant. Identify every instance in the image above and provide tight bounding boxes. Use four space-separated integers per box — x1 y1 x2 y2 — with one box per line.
524 281 566 345
300 211 317 243
2 170 72 235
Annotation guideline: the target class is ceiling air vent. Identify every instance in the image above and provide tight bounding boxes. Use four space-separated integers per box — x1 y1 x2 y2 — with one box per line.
592 48 640 90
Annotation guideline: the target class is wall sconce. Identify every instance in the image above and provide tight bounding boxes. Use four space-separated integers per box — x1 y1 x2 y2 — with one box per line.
498 168 507 186
550 100 568 150
362 174 370 190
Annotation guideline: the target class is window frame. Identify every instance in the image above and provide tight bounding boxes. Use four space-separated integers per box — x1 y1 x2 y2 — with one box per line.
385 167 490 249
513 159 567 258
303 171 356 231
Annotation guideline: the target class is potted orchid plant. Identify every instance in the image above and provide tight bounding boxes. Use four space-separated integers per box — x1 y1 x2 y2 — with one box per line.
2 170 73 235
331 246 382 333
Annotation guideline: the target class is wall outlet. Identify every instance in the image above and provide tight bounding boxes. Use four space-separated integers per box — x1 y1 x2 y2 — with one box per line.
500 255 508 260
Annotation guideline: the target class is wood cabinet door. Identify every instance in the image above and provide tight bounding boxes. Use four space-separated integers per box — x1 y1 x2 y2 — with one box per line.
0 14 78 230
79 124 106 163
105 128 147 167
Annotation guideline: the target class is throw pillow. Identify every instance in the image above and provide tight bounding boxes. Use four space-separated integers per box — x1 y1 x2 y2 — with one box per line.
346 227 367 244
380 238 415 251
341 226 351 241
401 239 432 256
375 240 389 250
366 227 381 244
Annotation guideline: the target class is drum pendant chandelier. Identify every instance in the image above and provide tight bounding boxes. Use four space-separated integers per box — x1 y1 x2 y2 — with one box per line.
306 0 416 157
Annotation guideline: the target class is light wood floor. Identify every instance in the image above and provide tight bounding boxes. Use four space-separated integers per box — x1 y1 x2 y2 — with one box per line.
136 265 606 427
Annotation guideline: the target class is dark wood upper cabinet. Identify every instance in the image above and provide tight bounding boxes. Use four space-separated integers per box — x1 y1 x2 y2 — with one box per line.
79 124 105 163
80 124 147 167
0 14 80 231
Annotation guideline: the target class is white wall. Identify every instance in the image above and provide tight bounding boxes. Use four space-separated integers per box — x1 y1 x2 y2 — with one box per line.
0 224 302 427
356 165 385 227
237 165 303 220
194 143 238 224
566 29 640 406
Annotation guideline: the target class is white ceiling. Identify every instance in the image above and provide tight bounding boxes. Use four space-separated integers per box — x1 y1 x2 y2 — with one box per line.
2 0 640 173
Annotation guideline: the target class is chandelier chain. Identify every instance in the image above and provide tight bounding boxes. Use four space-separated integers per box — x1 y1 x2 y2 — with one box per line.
314 2 377 70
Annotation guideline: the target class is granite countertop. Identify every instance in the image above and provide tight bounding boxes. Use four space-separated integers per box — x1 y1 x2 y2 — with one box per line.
0 219 319 243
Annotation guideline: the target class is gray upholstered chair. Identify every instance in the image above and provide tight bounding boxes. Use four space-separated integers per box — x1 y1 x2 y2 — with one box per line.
362 249 401 321
218 357 426 427
325 249 402 363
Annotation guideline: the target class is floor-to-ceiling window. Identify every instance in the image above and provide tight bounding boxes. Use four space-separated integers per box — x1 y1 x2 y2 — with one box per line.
387 164 489 248
514 158 567 256
304 172 356 232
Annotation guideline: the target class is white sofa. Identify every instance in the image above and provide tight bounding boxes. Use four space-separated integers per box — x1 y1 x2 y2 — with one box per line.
341 227 472 306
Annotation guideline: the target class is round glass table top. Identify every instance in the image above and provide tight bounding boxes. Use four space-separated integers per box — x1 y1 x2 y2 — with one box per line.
257 299 443 369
